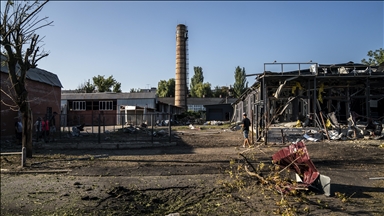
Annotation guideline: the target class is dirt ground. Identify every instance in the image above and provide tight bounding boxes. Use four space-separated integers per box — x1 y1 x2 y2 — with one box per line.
1 127 384 216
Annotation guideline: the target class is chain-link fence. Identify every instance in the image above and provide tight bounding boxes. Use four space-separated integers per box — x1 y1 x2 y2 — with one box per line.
33 113 176 144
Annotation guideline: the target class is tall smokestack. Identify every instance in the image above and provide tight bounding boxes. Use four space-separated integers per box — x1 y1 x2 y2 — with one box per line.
175 24 188 110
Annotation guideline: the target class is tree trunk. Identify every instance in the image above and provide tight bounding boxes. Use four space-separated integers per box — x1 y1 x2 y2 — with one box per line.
20 94 33 158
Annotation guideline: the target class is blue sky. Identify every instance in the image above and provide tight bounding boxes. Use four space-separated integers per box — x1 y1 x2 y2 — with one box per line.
26 1 384 92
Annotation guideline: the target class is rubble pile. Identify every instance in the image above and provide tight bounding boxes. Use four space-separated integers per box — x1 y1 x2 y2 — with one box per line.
271 111 383 142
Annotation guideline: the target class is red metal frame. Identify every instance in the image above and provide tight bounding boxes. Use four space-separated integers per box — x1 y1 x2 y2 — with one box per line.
272 141 319 186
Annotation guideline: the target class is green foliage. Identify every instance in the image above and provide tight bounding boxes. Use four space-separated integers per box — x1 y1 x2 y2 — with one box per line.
76 80 95 93
361 48 384 66
194 82 212 97
92 75 121 93
175 110 201 120
113 82 122 93
190 67 204 97
157 80 167 97
77 75 121 93
167 78 175 96
233 66 248 98
213 85 229 98
157 78 175 97
130 88 141 93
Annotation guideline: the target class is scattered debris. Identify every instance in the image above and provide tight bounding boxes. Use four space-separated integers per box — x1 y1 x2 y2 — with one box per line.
328 130 343 140
153 130 167 137
272 140 331 196
71 124 85 136
123 126 137 134
71 127 81 137
188 124 201 130
165 213 180 216
230 124 241 131
203 120 223 125
303 134 319 142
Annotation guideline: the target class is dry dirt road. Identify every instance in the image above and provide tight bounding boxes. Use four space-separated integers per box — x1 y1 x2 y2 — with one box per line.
1 129 384 215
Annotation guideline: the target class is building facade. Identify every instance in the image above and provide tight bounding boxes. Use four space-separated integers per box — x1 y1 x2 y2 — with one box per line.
232 62 384 142
61 92 183 127
1 56 62 137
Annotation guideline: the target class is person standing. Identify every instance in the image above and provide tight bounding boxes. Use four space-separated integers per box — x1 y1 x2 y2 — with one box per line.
14 117 22 145
34 117 42 142
241 112 251 148
41 116 50 143
49 112 57 142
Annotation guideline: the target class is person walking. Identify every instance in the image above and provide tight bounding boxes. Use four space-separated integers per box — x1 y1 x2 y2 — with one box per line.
241 112 251 148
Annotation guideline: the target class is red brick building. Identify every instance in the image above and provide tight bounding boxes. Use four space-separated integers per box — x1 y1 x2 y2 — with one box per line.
1 56 62 137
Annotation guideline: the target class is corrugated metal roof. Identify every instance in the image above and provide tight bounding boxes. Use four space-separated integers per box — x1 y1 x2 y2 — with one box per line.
1 55 62 88
61 92 157 100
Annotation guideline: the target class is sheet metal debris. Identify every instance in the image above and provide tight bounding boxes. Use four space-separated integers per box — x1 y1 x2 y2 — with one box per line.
272 140 331 196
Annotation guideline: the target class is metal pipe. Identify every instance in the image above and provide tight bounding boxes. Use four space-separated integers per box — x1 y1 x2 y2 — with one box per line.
169 106 172 143
98 113 101 144
263 77 268 145
151 114 153 143
313 77 317 127
366 78 371 118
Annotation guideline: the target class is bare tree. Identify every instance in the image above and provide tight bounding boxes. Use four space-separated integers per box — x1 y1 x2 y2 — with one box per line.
1 0 53 157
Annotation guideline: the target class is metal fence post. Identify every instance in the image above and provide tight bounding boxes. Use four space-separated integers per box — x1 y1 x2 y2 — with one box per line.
98 113 101 144
103 115 105 133
59 113 61 139
21 147 26 167
121 113 124 130
151 114 154 143
169 112 171 143
92 112 94 134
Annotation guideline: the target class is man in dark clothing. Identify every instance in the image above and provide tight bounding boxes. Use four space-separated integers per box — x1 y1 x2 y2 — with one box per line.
15 117 22 145
49 112 58 141
241 112 251 148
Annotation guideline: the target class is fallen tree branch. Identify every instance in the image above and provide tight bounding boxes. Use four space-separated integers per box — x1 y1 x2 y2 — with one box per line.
239 152 258 173
244 164 266 184
278 156 301 174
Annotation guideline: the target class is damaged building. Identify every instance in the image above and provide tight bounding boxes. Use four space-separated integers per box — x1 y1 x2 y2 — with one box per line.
232 62 384 143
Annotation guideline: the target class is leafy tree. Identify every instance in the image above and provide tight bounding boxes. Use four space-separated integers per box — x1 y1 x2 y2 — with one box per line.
157 78 175 97
130 88 141 93
1 0 52 157
233 66 248 98
92 75 121 92
77 80 96 93
361 48 384 66
194 82 212 98
190 66 204 97
157 80 167 96
213 85 230 98
167 78 175 97
112 82 122 93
